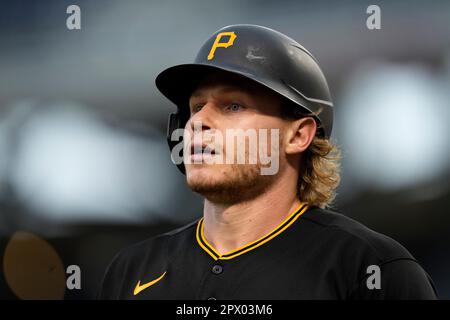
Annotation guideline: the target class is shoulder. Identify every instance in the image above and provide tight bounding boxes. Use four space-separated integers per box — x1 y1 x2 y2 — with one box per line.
113 219 199 263
299 207 415 263
299 207 437 299
102 219 199 277
97 219 199 299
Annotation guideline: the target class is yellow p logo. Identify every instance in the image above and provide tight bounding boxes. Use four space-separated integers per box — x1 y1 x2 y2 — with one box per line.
207 31 237 61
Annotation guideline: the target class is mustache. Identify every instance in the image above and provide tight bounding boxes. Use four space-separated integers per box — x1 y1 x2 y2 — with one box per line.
186 137 223 155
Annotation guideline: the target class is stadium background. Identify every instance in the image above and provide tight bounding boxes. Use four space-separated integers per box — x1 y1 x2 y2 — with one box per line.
0 0 449 299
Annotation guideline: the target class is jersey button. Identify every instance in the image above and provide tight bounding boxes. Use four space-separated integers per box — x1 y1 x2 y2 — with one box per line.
212 264 223 274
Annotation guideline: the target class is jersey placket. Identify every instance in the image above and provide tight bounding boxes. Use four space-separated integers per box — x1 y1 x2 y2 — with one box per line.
194 204 309 299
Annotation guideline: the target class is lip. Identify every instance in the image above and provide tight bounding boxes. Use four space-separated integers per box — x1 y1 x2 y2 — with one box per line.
190 143 219 155
186 143 222 164
189 153 214 163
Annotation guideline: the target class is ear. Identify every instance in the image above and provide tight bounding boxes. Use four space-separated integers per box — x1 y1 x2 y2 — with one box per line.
285 117 317 155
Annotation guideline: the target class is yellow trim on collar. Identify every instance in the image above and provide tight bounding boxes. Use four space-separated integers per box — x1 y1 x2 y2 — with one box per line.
196 203 308 261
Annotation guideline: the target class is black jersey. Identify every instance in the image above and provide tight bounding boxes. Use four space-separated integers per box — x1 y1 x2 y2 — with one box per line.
98 204 437 300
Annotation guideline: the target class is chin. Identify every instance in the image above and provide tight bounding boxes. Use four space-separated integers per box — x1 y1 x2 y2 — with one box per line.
185 164 226 188
185 163 271 204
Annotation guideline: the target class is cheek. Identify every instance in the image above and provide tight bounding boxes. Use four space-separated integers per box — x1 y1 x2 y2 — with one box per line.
252 118 285 152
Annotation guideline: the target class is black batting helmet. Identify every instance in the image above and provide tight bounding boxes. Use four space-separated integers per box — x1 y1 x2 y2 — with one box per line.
156 24 333 173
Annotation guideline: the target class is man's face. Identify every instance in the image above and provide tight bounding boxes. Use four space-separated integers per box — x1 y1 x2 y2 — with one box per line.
183 72 290 203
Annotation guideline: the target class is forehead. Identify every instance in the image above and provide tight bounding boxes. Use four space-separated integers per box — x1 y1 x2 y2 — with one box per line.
190 71 272 99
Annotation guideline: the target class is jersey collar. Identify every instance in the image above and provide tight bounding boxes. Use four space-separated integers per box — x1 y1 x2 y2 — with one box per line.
196 203 309 261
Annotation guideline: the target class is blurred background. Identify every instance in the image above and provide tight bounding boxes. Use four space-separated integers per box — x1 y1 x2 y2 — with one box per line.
0 0 449 299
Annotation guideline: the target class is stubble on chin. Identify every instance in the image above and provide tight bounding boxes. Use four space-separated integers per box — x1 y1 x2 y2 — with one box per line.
186 163 273 204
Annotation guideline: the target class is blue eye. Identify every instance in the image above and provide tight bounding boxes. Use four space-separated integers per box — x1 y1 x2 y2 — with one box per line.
228 103 243 112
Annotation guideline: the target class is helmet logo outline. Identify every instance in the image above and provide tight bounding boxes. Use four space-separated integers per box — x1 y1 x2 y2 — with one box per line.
207 31 237 60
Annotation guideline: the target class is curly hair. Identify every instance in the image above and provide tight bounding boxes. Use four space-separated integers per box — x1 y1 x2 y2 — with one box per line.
297 137 341 209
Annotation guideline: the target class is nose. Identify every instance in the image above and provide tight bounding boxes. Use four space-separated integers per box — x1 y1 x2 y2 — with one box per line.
187 101 217 132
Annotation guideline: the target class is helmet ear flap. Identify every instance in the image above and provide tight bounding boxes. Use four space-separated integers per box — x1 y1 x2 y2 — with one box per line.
167 112 181 144
167 111 186 174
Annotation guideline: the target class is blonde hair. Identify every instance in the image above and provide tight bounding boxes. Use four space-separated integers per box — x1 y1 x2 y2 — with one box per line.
297 137 341 209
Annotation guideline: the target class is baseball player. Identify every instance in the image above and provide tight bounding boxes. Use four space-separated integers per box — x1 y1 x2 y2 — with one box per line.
98 24 437 299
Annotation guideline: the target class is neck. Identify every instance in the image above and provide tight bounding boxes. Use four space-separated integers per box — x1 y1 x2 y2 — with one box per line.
202 170 301 256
